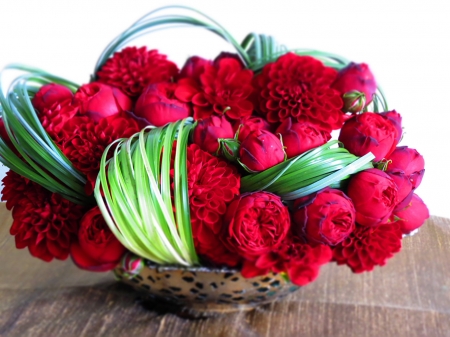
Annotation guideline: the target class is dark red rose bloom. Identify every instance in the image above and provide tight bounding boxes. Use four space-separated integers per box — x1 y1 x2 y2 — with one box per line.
338 112 399 162
175 58 254 120
253 53 343 131
239 129 285 172
276 118 331 158
292 188 356 246
74 82 132 122
331 63 377 113
38 99 78 143
192 115 234 155
2 171 85 262
223 191 290 259
241 237 332 286
380 110 402 144
61 113 140 194
393 194 429 234
333 223 402 273
96 46 179 97
32 83 73 113
347 168 398 227
178 56 212 83
213 52 245 68
70 206 126 271
233 116 272 143
133 82 191 127
186 144 241 267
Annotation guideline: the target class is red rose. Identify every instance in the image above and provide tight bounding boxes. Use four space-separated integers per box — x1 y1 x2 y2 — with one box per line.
239 129 285 172
253 53 344 131
192 115 234 154
74 82 132 122
96 46 179 97
276 118 331 158
70 207 126 271
134 82 191 127
333 222 402 273
186 144 241 267
224 192 290 259
175 57 254 120
292 188 356 245
32 83 73 113
331 62 377 113
347 168 398 227
233 116 272 142
338 112 399 162
386 146 425 210
393 194 429 234
178 56 212 83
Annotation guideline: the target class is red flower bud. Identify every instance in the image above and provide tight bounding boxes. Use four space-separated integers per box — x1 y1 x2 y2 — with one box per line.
393 194 429 234
347 168 398 227
32 83 73 113
134 82 191 127
70 207 126 271
332 62 377 113
178 56 212 83
276 118 331 158
74 82 132 122
338 112 399 162
292 188 356 246
239 129 285 172
234 116 272 142
192 115 234 155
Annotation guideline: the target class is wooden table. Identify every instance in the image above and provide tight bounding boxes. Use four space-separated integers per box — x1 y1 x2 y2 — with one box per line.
1 202 449 337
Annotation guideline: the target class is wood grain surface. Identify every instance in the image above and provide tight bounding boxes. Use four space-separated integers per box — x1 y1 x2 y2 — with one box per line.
1 202 449 337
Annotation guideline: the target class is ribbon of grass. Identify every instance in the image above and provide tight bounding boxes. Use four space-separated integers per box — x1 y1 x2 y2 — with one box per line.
0 64 90 205
94 119 198 266
241 140 374 199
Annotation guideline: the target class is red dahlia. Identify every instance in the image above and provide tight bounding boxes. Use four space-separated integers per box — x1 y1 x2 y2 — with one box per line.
186 144 242 266
333 223 402 273
253 53 344 131
175 58 254 120
38 99 78 143
96 46 179 97
2 171 85 262
61 114 140 194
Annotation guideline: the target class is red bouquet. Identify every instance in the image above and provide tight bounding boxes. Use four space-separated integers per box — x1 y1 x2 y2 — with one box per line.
0 7 428 294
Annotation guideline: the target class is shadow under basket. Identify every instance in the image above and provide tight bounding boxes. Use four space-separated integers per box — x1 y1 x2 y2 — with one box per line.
114 260 299 314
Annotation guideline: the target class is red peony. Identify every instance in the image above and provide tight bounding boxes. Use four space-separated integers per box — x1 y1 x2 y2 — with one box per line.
333 223 402 273
253 53 344 131
223 191 290 259
175 57 254 120
2 171 85 262
393 194 429 234
192 115 234 155
61 114 140 194
70 206 126 271
276 118 331 158
380 110 402 144
134 82 191 127
338 112 399 162
178 56 212 83
241 237 332 286
331 63 377 113
74 82 132 122
186 144 241 266
96 46 179 97
233 116 272 143
292 188 356 246
239 129 285 172
347 168 398 227
32 83 73 113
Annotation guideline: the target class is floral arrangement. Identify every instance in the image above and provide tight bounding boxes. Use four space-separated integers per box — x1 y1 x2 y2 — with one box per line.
0 7 429 288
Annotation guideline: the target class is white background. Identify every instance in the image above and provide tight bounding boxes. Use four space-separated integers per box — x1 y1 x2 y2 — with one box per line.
0 0 449 218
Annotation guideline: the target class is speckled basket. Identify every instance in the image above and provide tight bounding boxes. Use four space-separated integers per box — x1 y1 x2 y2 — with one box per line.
114 261 299 314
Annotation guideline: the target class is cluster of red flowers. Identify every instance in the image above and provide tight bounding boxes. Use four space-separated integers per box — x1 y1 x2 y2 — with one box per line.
1 45 429 286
